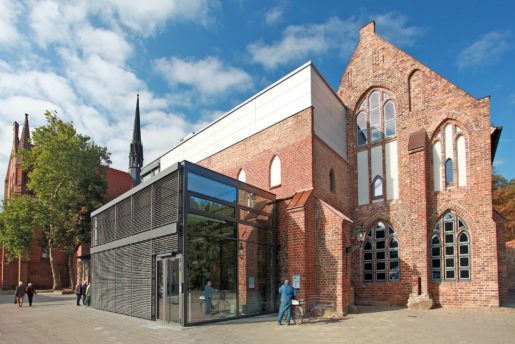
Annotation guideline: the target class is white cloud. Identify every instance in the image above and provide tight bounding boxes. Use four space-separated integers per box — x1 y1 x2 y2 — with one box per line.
374 12 424 47
154 57 252 96
248 17 360 70
0 0 22 46
457 31 511 70
264 6 283 26
77 26 133 64
107 0 219 36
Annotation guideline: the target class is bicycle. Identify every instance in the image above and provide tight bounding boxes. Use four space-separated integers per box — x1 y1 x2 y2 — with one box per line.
291 299 305 325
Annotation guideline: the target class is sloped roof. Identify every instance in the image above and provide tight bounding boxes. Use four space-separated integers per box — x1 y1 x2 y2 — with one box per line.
287 189 313 209
318 199 353 223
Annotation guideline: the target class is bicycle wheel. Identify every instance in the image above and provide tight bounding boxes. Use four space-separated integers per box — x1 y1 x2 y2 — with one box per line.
219 300 230 313
293 306 304 325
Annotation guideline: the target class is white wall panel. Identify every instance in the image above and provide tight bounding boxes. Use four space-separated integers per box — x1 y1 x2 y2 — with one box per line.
371 145 383 179
385 141 399 200
456 136 467 186
158 63 313 171
311 69 347 160
358 150 369 205
433 142 442 191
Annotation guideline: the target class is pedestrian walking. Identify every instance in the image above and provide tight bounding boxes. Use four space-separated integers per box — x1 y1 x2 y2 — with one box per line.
74 282 82 306
204 280 213 315
85 282 92 306
81 280 88 305
25 282 37 307
15 281 25 307
277 279 296 326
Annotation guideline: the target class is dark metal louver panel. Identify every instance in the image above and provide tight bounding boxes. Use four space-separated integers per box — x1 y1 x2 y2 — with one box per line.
115 245 131 315
104 207 117 244
131 240 152 319
152 172 179 228
132 187 152 234
152 235 179 255
104 249 115 312
116 198 132 239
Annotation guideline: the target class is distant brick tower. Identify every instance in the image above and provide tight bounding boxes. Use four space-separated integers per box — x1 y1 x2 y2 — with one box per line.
129 94 144 186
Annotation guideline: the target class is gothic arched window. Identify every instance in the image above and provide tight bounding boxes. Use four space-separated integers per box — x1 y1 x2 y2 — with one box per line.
362 222 400 283
329 169 336 193
431 211 471 281
270 155 281 187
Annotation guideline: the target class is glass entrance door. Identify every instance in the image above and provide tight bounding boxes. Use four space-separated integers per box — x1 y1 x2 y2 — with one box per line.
156 255 182 324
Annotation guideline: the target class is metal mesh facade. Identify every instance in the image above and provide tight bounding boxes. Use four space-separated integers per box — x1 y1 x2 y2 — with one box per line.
93 170 179 246
91 235 179 320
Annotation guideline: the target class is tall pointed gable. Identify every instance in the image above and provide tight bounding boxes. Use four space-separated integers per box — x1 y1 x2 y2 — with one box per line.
11 121 19 155
129 94 144 186
18 113 31 151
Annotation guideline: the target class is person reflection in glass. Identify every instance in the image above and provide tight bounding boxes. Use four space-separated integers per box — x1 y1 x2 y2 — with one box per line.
204 280 213 315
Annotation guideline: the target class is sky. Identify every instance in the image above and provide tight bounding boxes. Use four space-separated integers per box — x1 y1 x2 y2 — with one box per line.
0 0 514 203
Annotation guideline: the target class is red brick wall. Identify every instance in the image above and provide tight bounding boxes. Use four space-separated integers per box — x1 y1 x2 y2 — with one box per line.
339 22 500 307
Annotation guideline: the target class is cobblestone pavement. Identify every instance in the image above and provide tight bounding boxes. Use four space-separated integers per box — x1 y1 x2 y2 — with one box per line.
1 293 514 344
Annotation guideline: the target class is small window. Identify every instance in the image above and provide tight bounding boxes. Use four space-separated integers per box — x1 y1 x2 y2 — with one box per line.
329 169 335 192
42 247 49 259
237 169 246 183
372 175 384 198
383 101 396 138
445 158 453 185
270 156 281 187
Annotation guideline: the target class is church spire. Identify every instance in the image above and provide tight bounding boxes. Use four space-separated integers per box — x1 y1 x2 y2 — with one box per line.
18 113 31 151
129 94 144 186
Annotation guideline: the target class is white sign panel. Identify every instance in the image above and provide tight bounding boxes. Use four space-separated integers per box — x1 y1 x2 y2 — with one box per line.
292 275 301 289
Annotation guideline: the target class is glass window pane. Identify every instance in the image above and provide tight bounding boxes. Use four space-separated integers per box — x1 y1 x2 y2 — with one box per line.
434 223 440 232
357 130 367 146
459 245 469 255
238 242 274 315
432 247 441 257
389 261 399 270
389 239 398 249
432 259 441 269
445 246 454 256
188 173 237 203
187 234 237 323
385 120 396 137
432 236 440 245
373 177 383 197
445 159 454 185
364 262 373 271
369 91 380 109
459 257 469 268
376 240 385 250
238 224 273 246
364 273 373 282
364 242 372 250
444 221 454 232
376 272 386 281
364 252 373 261
238 190 273 214
384 101 396 121
445 270 455 279
444 213 454 222
239 209 273 228
371 128 381 142
389 250 399 259
376 261 386 271
187 214 236 238
370 108 381 126
376 251 385 260
376 229 385 239
445 258 455 268
389 271 400 281
432 270 441 280
459 233 469 243
190 196 235 218
357 112 367 131
445 234 454 244
460 270 470 279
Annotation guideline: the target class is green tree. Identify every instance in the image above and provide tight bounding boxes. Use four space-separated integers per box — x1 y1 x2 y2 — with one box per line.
23 111 110 289
492 172 515 241
0 195 47 262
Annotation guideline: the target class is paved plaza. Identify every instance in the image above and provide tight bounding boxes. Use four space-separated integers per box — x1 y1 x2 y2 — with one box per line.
1 293 515 344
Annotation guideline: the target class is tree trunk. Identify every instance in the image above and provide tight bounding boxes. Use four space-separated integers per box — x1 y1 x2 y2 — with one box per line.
68 244 80 288
48 240 60 290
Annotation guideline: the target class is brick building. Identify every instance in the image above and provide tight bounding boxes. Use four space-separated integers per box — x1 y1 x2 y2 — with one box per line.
1 113 133 290
90 21 507 325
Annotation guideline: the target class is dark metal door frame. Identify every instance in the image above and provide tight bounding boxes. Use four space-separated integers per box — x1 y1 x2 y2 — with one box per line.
155 254 183 325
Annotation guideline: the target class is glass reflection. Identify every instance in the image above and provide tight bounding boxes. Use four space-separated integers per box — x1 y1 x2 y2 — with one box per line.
188 173 237 203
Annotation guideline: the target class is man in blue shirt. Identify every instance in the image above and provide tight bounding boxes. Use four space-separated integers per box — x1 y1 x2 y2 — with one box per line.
277 279 296 325
204 280 213 315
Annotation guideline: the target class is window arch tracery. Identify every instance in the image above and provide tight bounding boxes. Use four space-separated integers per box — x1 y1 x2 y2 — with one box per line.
432 122 467 191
